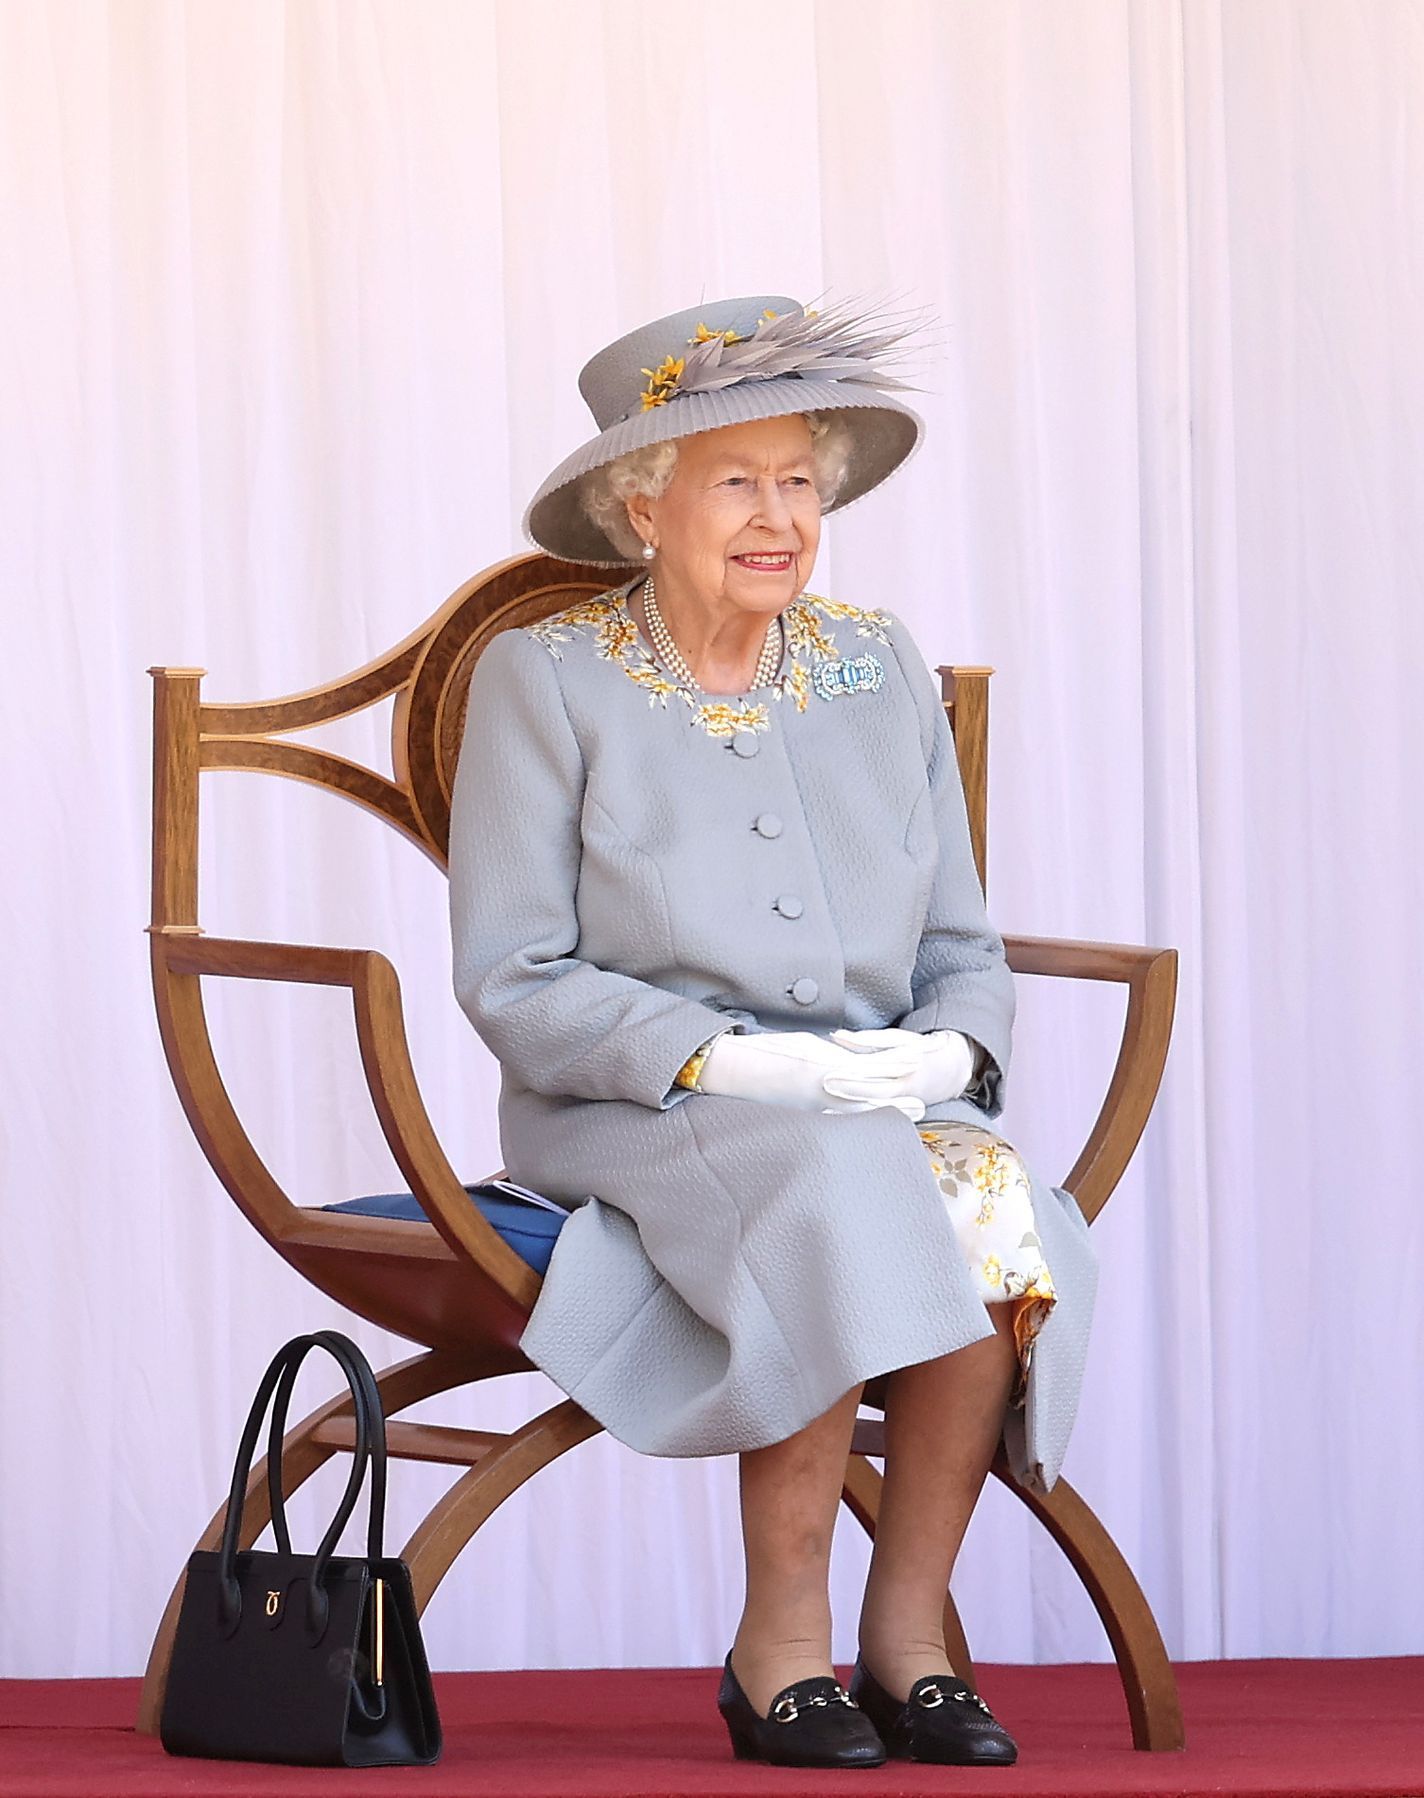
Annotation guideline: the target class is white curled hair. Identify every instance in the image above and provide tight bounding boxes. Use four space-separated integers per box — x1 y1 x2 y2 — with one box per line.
577 411 856 562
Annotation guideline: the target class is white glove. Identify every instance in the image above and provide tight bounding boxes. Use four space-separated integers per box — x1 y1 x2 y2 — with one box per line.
698 1029 927 1121
826 1027 978 1109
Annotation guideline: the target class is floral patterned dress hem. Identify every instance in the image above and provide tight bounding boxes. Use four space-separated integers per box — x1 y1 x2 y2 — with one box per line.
915 1120 1057 1410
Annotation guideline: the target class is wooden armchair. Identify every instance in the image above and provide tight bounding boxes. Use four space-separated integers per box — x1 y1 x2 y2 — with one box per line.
138 550 1183 1750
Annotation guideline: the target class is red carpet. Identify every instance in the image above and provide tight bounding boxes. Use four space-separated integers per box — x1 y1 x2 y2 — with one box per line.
1 1658 1420 1797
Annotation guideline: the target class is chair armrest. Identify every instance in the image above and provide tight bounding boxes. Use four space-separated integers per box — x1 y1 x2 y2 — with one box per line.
148 932 538 1307
1001 934 1178 1224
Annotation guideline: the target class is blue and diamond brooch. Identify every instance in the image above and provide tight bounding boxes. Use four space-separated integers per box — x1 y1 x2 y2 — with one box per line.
812 652 885 702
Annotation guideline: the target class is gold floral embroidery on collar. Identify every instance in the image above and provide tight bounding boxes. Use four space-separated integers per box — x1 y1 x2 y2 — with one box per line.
525 587 892 740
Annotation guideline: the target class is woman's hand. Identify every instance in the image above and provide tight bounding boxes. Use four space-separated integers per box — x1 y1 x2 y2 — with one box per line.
827 1026 978 1108
698 1030 927 1120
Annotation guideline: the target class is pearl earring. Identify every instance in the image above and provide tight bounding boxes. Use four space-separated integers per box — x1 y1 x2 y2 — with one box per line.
642 542 656 561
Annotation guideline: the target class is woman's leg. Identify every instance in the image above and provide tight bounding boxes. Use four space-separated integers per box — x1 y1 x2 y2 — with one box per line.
857 1301 1019 1699
731 1378 865 1716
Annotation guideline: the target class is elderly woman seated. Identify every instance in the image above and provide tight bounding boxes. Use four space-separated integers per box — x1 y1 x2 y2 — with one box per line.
448 294 1096 1770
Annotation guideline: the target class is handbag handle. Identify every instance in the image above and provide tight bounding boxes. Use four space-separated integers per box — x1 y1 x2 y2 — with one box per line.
264 1329 387 1566
215 1330 385 1637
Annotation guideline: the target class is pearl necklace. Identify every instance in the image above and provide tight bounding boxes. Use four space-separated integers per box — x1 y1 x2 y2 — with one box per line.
642 574 783 695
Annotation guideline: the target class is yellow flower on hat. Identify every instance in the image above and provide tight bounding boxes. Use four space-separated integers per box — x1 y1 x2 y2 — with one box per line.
689 321 743 346
639 353 686 410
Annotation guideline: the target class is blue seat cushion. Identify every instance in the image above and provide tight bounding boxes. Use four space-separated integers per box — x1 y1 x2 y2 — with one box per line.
321 1184 567 1274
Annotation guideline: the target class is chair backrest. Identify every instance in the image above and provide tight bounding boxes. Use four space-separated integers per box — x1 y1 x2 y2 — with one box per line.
149 549 995 935
144 551 998 1317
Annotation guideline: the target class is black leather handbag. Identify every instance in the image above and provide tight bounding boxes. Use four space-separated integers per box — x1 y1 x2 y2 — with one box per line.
159 1329 443 1766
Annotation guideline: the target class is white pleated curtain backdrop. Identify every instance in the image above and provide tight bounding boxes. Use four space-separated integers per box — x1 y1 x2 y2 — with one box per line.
1 0 1420 1678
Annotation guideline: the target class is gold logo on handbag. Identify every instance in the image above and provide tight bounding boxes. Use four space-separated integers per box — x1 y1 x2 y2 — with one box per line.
264 1590 280 1617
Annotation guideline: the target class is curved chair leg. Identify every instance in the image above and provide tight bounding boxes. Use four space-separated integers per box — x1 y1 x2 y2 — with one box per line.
840 1451 975 1685
136 1346 514 1736
991 1447 1185 1751
400 1397 604 1608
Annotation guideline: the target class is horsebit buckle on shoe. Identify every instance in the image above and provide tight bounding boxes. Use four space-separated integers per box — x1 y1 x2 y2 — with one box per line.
772 1685 857 1723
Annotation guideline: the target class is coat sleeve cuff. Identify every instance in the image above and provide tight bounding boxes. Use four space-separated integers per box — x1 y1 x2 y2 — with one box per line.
649 1016 745 1109
894 1000 1012 1118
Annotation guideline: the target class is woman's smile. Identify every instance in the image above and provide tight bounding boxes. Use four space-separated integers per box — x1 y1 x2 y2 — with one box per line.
730 550 795 571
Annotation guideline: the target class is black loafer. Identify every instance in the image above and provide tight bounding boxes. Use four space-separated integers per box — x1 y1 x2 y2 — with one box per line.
717 1651 887 1767
848 1652 1018 1765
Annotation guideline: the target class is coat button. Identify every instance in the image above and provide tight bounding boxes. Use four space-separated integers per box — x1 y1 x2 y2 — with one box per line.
731 730 760 757
790 976 819 1005
754 811 783 838
773 894 804 918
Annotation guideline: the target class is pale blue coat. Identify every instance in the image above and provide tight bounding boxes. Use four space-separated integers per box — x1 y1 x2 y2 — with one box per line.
448 573 1096 1491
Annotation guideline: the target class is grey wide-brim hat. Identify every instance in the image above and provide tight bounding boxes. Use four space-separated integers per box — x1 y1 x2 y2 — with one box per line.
522 292 930 567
